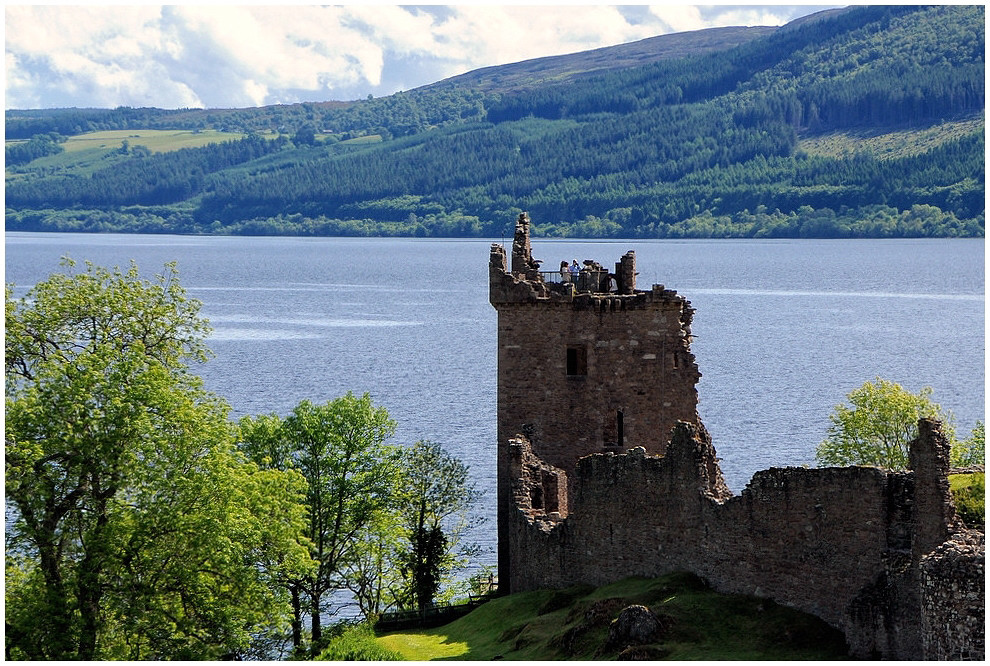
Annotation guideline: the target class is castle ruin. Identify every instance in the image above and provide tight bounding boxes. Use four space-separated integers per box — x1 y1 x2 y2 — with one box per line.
489 213 984 659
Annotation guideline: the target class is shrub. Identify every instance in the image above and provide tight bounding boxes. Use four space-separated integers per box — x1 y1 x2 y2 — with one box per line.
316 623 404 661
949 473 985 529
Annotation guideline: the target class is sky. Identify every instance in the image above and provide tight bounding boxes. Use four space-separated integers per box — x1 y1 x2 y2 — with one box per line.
5 4 846 110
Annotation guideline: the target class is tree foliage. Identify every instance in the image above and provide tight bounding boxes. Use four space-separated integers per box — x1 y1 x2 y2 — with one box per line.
949 472 985 528
395 440 481 611
238 417 483 646
288 395 400 650
5 260 312 660
952 421 985 468
5 132 65 166
5 262 487 659
815 378 962 470
238 394 402 655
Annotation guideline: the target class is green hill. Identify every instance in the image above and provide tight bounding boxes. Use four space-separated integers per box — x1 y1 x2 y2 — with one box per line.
335 573 849 660
5 5 984 238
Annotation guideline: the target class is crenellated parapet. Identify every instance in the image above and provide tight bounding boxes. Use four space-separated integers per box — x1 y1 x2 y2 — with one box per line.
490 212 689 310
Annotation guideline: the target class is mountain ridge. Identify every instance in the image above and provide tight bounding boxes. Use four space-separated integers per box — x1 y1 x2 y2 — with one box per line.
424 25 778 94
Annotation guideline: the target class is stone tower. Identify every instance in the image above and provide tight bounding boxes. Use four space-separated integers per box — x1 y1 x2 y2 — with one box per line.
489 213 702 591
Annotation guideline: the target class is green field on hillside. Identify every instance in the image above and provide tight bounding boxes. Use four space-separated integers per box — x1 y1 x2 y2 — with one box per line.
4 129 255 181
59 129 249 153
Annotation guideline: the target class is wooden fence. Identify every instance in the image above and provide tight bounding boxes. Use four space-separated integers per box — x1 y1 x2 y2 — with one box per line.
374 589 500 633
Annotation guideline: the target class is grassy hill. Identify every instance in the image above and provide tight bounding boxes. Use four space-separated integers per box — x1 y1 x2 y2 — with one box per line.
319 573 849 660
5 5 984 239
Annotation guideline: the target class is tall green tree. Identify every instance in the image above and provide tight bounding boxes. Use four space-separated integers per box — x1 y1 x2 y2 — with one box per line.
396 440 481 611
237 410 310 651
344 509 406 619
815 377 957 470
238 393 401 655
5 260 311 660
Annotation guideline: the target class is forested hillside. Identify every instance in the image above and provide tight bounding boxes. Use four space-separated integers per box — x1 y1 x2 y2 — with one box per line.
5 5 984 238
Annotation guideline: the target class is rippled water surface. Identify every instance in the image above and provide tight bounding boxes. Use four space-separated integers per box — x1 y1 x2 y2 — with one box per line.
6 233 986 570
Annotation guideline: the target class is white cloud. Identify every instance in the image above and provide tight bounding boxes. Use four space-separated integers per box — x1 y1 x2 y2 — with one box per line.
4 5 842 110
424 5 658 68
647 5 707 33
698 7 798 28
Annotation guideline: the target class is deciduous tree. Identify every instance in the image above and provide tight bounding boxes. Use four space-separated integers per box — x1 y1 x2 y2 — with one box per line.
395 440 481 611
952 421 985 468
238 393 401 655
5 260 311 660
815 377 956 470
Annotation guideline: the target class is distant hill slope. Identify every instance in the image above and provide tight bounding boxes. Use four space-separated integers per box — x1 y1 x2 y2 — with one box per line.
431 25 778 93
5 5 984 239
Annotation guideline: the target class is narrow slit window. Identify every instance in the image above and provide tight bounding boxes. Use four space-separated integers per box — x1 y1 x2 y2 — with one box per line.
604 409 623 448
566 345 587 376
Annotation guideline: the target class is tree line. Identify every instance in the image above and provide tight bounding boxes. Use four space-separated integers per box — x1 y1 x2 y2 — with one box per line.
5 132 65 166
5 261 483 660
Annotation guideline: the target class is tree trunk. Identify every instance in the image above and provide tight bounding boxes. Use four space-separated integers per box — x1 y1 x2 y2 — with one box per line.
77 500 111 660
290 584 302 648
77 556 104 660
310 592 322 655
36 534 75 659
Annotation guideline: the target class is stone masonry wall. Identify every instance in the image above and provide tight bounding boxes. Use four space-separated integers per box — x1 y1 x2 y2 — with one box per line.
505 421 984 660
495 295 700 473
919 531 985 659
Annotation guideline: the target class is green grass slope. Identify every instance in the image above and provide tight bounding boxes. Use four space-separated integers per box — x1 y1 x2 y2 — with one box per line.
375 573 849 660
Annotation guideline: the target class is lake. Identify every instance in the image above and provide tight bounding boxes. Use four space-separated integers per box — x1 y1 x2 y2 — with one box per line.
5 232 986 572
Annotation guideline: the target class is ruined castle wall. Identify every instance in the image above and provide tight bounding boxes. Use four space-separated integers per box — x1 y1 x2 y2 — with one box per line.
509 436 907 629
701 467 899 625
505 423 982 659
489 215 982 659
920 532 986 660
564 451 712 582
490 217 703 590
701 467 925 658
505 434 571 592
494 288 701 589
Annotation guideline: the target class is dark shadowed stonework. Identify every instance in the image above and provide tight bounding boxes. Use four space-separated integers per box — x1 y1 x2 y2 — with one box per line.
489 213 984 659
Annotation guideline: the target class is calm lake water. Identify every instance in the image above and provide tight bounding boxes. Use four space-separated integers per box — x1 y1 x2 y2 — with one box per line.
5 232 986 572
